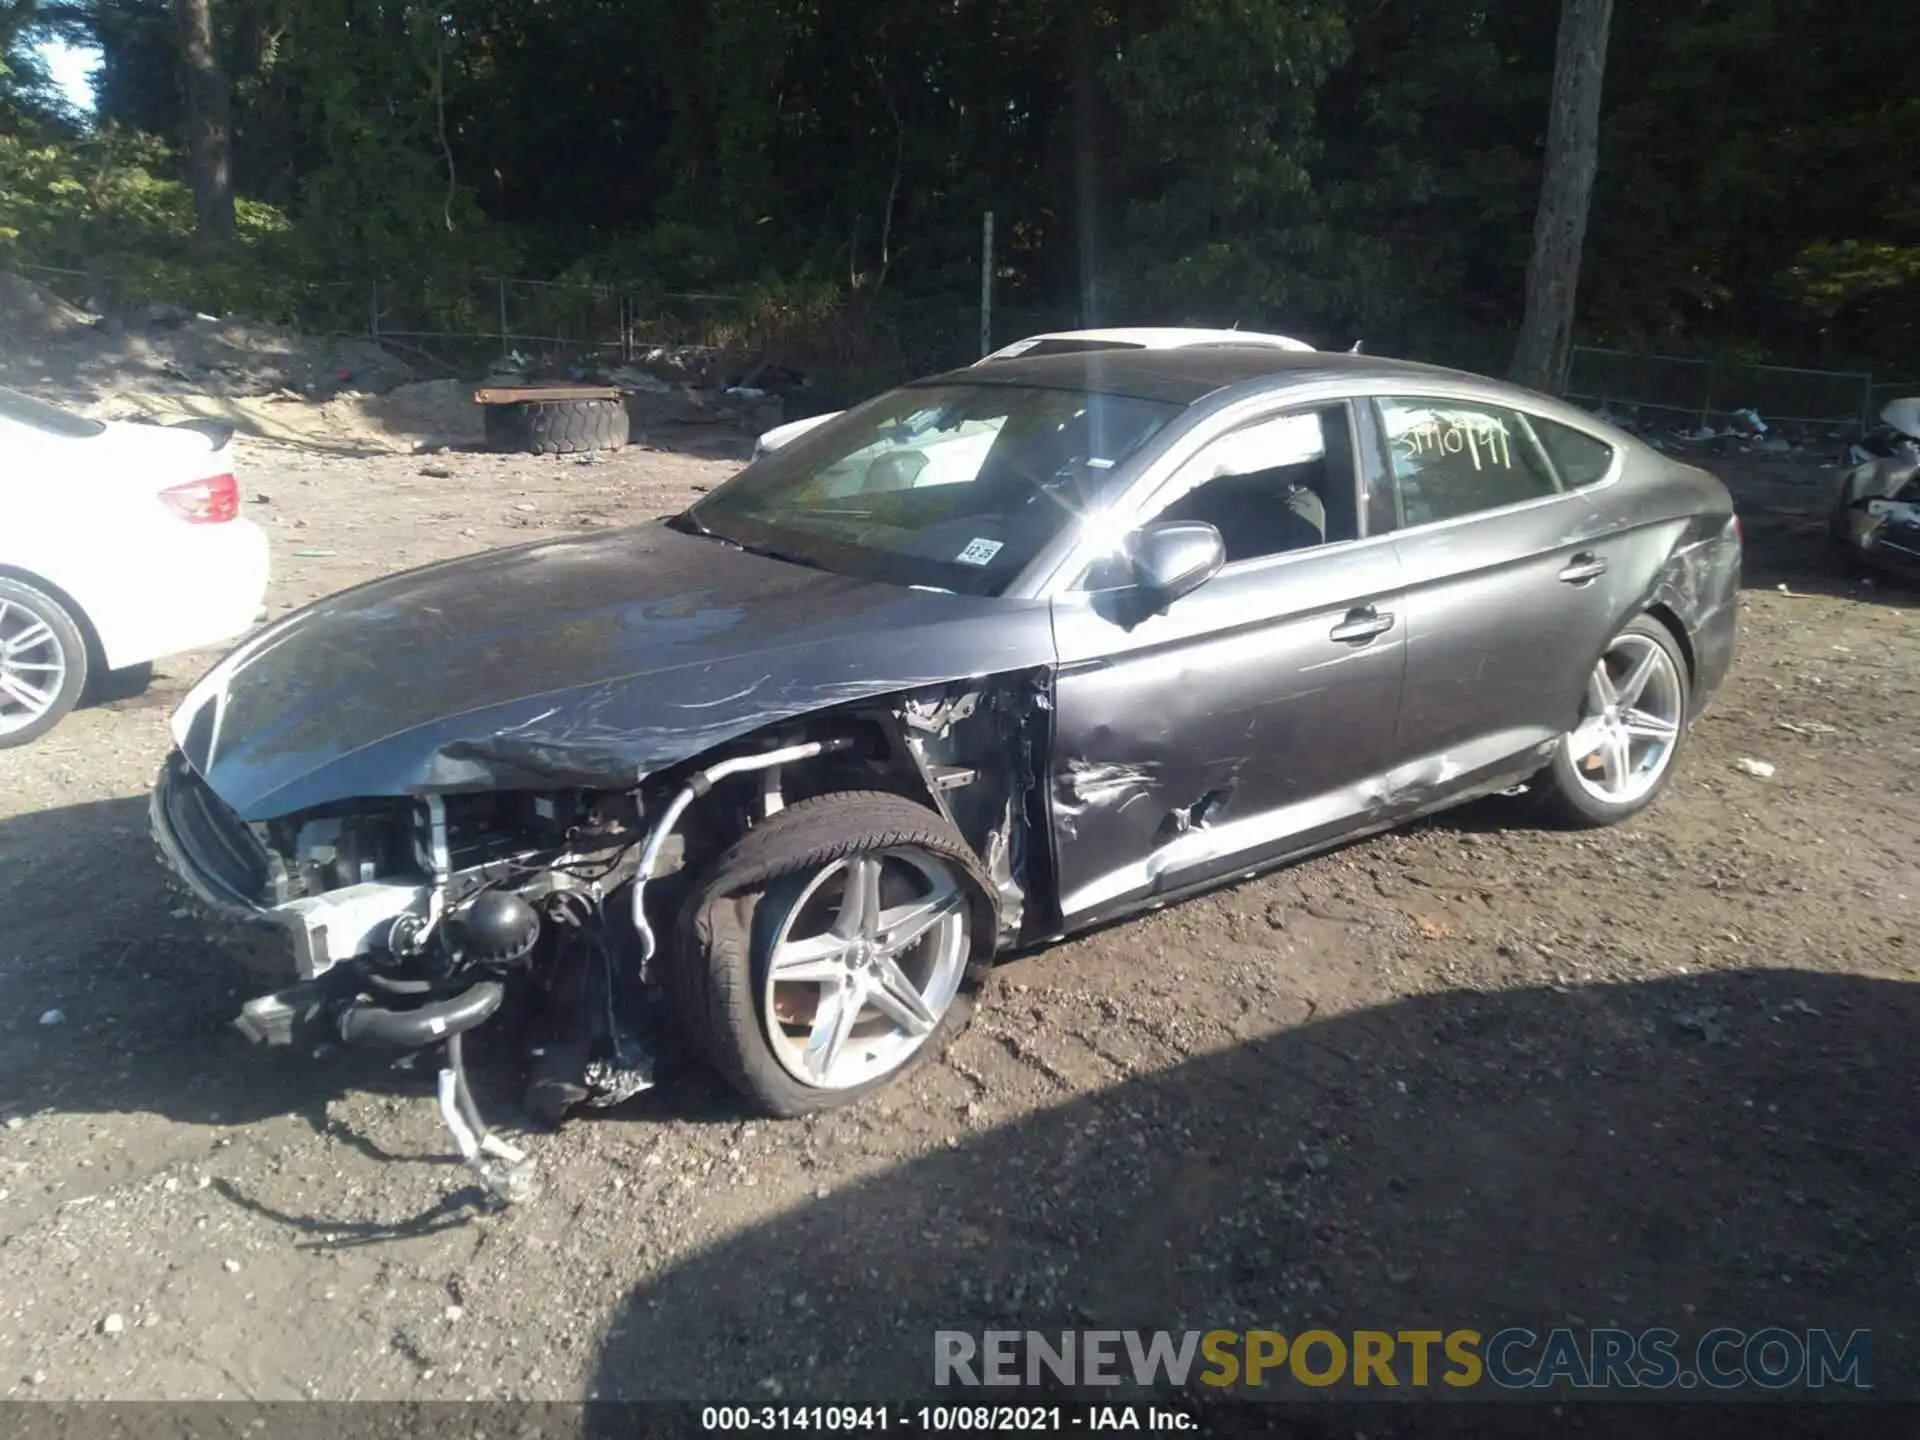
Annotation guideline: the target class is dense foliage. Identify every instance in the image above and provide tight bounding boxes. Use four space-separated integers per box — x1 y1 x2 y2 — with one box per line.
3 0 1916 374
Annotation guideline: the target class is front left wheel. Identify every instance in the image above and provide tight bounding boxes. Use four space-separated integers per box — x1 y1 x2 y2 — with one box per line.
0 577 89 749
672 791 992 1116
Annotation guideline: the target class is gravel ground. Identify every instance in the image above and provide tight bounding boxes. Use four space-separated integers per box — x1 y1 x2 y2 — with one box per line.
0 436 1914 1406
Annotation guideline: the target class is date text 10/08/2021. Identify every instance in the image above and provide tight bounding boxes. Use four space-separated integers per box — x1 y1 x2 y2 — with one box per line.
702 1407 1190 1432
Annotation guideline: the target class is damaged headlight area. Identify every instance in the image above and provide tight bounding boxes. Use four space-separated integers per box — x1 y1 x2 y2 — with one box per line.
147 674 1051 1206
1831 439 1920 573
152 749 658 1203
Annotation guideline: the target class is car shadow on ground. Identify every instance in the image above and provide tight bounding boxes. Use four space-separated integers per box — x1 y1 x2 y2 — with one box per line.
0 770 1801 1143
587 968 1916 1430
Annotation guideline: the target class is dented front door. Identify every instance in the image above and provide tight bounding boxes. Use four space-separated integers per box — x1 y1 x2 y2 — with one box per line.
1046 540 1407 928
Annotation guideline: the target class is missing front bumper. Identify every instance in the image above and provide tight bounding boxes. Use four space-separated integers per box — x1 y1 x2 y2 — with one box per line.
151 753 432 980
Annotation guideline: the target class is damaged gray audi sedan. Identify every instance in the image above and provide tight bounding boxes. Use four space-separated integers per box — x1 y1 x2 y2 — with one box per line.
152 348 1740 1198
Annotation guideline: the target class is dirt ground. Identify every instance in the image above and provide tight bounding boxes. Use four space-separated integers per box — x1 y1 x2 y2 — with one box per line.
0 426 1915 1409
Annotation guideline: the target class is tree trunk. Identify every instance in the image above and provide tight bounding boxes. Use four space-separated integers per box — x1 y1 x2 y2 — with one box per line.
1510 0 1614 395
1072 2 1100 328
172 0 233 237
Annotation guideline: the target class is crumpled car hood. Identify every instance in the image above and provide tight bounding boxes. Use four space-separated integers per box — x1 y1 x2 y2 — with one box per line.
173 520 1057 820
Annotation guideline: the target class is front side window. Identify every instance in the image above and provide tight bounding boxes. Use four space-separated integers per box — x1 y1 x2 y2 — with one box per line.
1076 405 1358 588
1374 397 1559 527
680 382 1181 596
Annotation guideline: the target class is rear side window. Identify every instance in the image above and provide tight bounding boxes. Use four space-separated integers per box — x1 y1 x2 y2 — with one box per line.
1374 397 1559 526
1530 415 1617 488
0 385 106 439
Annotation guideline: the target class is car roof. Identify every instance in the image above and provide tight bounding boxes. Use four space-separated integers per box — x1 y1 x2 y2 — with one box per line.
923 346 1485 406
986 326 1314 358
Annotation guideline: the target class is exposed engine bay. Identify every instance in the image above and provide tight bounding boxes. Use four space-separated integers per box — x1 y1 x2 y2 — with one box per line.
151 676 1050 1204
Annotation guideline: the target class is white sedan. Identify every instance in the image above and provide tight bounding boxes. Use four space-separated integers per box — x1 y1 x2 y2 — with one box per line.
0 386 271 747
753 326 1315 457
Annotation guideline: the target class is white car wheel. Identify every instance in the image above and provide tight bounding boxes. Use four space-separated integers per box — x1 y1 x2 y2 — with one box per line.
0 576 89 748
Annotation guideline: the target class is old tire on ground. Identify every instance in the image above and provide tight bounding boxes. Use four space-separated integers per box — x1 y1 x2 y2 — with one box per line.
0 575 89 749
671 790 996 1117
483 397 630 456
1540 613 1692 829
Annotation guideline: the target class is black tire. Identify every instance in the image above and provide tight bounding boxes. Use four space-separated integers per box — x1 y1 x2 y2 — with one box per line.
1540 613 1692 829
483 397 629 456
671 790 996 1117
0 576 89 749
1829 468 1865 544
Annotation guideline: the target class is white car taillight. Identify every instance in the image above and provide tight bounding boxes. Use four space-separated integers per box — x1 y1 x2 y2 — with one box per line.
159 472 239 524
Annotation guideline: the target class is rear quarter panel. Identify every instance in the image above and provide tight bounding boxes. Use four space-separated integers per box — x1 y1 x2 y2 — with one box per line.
1581 449 1740 715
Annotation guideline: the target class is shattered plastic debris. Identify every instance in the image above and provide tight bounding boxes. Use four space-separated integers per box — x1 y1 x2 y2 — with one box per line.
581 1055 655 1108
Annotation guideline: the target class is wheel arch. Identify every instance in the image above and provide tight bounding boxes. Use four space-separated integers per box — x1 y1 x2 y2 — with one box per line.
1633 509 1740 713
0 563 106 672
1640 600 1696 683
637 667 1055 955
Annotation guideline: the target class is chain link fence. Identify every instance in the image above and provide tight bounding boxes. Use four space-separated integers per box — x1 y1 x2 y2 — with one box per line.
347 276 760 373
1562 346 1883 433
13 262 762 370
15 262 1914 419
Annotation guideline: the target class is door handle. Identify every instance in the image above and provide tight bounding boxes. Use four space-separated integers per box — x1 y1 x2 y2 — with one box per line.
1559 552 1609 584
1330 606 1395 644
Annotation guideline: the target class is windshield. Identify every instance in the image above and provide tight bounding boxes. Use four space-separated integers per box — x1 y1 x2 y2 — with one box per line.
0 386 107 439
679 382 1182 595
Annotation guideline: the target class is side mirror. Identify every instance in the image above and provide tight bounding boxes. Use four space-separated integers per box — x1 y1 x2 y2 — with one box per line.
1128 519 1225 606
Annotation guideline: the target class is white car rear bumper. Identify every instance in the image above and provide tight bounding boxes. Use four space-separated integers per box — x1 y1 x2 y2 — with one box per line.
96 519 273 670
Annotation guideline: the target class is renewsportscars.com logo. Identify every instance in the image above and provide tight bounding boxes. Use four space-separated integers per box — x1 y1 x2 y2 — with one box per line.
933 1328 1874 1392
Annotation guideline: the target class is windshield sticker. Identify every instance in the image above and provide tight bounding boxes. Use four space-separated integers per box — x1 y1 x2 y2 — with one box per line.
956 538 1004 566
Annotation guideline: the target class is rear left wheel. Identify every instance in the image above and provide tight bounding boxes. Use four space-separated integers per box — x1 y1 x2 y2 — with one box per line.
672 791 992 1116
0 577 88 749
1541 614 1690 828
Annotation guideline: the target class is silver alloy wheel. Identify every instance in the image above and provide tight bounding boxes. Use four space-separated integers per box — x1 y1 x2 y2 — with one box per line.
0 598 69 737
1563 630 1684 806
761 849 969 1090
